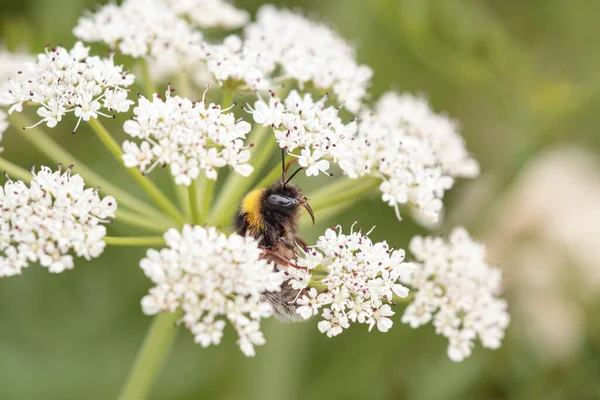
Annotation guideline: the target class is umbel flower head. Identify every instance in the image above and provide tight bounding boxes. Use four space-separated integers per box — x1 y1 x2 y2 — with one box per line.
202 5 372 112
0 166 117 277
246 90 358 177
347 91 479 224
401 228 510 362
122 88 253 185
289 224 414 337
0 42 134 132
140 225 284 357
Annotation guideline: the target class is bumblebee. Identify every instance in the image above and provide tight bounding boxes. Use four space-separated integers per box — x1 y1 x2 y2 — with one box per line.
234 151 315 322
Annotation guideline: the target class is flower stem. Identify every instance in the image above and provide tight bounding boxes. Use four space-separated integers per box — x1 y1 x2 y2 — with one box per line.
221 88 234 108
140 61 157 98
115 209 172 233
207 125 274 227
0 158 32 182
307 177 380 212
88 118 186 226
104 236 166 246
189 179 202 225
117 312 180 400
197 175 215 222
9 113 169 224
252 157 283 190
174 182 192 220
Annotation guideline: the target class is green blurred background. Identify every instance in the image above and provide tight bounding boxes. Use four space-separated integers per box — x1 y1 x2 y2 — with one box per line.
1 0 600 399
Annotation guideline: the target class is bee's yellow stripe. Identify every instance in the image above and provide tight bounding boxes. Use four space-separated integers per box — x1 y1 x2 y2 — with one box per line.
241 189 264 230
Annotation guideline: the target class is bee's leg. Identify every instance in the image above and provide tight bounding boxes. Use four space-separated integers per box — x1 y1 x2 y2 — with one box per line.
293 236 308 251
262 249 307 270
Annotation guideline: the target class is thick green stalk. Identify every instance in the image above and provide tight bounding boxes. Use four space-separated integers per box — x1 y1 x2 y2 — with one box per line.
207 125 275 227
88 118 186 226
252 159 284 190
115 209 172 233
307 177 380 212
9 113 166 221
198 176 215 222
117 312 180 400
189 179 201 225
174 182 192 220
0 158 32 182
104 236 166 246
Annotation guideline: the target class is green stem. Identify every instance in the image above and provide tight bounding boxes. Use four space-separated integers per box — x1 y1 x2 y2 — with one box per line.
114 210 171 233
0 158 32 182
117 312 180 400
9 113 166 222
252 158 283 190
221 88 234 108
88 118 186 226
307 177 380 212
104 236 166 246
174 182 192 220
207 125 275 227
198 176 215 222
140 61 157 98
189 179 201 225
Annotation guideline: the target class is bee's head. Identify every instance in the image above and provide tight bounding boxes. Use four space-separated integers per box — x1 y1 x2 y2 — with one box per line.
261 181 315 225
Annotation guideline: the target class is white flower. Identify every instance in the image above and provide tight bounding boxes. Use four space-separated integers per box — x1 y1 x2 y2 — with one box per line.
291 223 414 336
0 166 116 277
122 88 253 185
401 228 510 362
74 0 205 80
140 225 284 357
345 91 478 224
161 0 249 29
201 5 372 111
0 42 134 132
246 90 357 177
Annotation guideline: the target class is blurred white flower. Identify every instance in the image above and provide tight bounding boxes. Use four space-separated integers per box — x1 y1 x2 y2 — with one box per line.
347 91 478 224
247 90 357 177
0 166 116 277
291 224 413 336
161 0 249 29
0 42 134 132
74 0 205 79
140 225 284 357
402 227 509 362
487 146 600 363
122 88 253 185
0 110 7 149
203 5 372 112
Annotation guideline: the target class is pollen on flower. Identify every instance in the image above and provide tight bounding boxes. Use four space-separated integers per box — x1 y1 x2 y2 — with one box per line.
246 90 357 177
401 228 510 362
0 42 134 132
290 223 414 337
346 91 479 224
139 225 284 357
122 88 253 185
0 166 117 277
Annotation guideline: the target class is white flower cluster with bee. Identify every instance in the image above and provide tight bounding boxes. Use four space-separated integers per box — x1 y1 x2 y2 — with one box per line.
246 90 358 177
0 166 117 277
0 42 134 132
202 5 372 112
290 225 413 337
122 89 253 185
348 91 480 224
401 227 510 362
140 225 284 357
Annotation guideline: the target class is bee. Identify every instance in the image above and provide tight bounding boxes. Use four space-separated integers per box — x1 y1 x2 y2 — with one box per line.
234 151 315 322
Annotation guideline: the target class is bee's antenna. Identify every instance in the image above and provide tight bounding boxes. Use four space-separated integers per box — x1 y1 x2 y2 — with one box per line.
285 167 304 186
281 148 286 187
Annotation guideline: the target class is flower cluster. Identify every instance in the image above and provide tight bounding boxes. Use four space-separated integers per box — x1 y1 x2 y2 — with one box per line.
161 0 249 29
289 224 414 337
202 5 372 112
140 225 284 357
246 90 358 176
74 0 204 79
347 91 479 224
0 42 134 132
0 166 116 277
122 89 252 185
401 228 509 362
